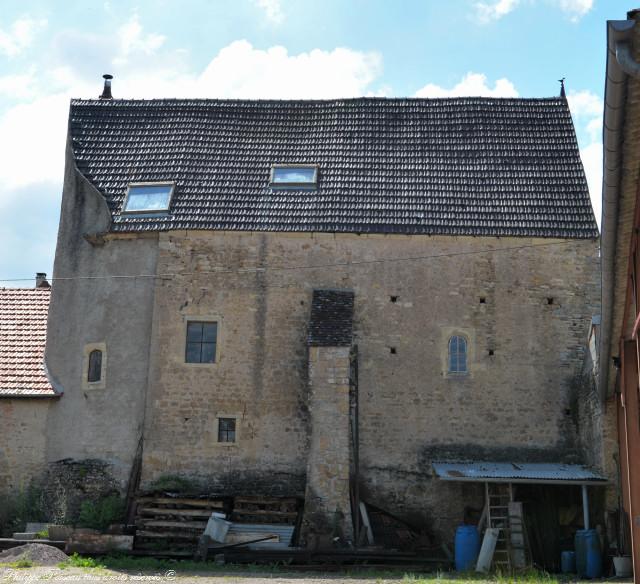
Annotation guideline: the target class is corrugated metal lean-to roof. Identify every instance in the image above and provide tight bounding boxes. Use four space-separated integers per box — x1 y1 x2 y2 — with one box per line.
432 462 607 485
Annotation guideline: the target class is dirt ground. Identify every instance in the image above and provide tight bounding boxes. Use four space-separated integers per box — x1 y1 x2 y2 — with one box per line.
0 567 414 583
0 566 634 584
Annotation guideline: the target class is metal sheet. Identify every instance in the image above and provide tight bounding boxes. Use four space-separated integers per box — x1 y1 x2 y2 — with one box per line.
225 523 295 550
432 461 607 484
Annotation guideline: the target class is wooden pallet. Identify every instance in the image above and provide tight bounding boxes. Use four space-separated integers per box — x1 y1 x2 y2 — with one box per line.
134 495 227 553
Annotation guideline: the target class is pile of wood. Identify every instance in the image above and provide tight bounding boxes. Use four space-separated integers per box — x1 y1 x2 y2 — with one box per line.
229 496 300 525
134 496 226 555
133 495 302 555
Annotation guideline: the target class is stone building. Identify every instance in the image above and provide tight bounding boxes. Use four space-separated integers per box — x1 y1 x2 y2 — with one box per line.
3 89 605 555
0 278 58 492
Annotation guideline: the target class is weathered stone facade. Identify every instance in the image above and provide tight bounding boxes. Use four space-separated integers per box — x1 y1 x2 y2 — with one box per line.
132 229 600 540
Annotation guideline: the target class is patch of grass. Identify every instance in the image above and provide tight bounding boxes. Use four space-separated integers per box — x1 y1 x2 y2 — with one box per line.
401 569 560 584
0 559 34 568
35 528 49 539
58 553 105 569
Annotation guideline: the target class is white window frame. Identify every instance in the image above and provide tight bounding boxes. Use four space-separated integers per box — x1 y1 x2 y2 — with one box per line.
269 164 318 188
122 182 175 214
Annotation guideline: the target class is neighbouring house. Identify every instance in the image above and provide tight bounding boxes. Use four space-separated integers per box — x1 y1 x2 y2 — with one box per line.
5 81 607 561
0 276 58 493
600 7 640 576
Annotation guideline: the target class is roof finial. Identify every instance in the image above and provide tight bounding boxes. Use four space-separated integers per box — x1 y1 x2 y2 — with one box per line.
559 77 566 99
99 74 113 100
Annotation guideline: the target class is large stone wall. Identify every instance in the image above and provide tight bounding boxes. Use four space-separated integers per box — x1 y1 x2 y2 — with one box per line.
138 230 600 540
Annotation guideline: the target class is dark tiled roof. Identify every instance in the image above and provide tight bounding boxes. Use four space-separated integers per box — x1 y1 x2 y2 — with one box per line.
69 97 598 238
308 290 354 347
0 288 56 397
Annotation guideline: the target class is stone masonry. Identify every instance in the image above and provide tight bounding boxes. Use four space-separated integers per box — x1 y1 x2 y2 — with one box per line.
302 346 353 546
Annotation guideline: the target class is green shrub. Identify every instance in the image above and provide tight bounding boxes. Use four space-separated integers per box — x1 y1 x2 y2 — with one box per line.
0 484 46 536
77 495 125 531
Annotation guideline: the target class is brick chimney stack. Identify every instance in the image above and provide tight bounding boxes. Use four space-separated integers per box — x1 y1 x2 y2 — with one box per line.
35 273 50 288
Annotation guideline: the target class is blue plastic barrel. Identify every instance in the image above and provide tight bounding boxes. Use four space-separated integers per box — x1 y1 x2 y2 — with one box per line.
584 529 602 579
561 550 576 574
455 525 480 571
575 529 602 579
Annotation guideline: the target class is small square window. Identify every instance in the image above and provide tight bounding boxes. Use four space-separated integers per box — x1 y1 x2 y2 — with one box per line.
185 321 217 363
123 183 174 213
218 417 236 443
270 165 317 188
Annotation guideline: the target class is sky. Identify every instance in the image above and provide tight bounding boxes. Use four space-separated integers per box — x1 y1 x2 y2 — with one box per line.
0 0 629 284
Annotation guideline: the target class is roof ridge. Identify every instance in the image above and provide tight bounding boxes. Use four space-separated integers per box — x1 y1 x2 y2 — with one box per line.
70 96 566 106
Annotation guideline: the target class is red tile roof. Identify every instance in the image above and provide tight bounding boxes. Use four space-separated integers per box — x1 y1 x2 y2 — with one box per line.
0 288 57 397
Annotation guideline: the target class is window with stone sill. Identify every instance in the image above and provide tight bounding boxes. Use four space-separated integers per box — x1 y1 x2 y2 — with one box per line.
217 417 236 443
448 335 468 375
185 321 218 364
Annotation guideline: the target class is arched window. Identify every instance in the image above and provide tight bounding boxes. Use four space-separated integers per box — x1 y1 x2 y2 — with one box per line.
87 349 103 383
448 335 468 374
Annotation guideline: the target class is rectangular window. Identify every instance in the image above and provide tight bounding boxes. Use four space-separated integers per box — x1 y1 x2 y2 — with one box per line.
185 321 218 363
218 417 236 443
270 165 317 188
123 183 174 213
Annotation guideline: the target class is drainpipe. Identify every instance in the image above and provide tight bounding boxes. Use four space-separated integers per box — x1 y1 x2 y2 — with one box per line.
599 17 640 402
582 484 590 530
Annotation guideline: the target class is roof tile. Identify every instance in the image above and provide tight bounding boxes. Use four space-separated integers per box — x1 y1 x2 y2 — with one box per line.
69 97 598 238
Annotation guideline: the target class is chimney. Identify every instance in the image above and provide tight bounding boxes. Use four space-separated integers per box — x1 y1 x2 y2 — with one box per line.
99 74 113 99
36 273 50 289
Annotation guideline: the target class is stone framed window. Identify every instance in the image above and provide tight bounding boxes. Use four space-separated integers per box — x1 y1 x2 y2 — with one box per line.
216 414 239 445
448 335 468 374
82 342 107 389
185 320 218 364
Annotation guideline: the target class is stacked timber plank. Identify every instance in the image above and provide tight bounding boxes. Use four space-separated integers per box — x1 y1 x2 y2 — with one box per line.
229 496 299 525
134 496 226 555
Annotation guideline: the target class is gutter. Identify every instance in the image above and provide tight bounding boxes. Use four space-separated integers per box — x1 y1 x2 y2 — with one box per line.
599 16 640 402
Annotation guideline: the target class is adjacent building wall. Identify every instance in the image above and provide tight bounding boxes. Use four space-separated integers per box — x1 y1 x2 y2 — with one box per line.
44 139 159 490
139 230 600 540
0 400 52 492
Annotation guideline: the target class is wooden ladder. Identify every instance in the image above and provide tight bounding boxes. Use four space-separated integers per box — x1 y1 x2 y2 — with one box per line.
486 482 513 572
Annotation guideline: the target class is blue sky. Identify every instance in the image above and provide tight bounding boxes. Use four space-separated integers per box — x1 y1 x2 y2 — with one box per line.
0 0 628 284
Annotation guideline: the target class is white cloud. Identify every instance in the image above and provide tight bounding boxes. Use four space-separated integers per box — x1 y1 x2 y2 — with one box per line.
115 14 166 63
195 41 382 99
0 15 47 57
414 72 519 98
554 0 593 21
474 0 521 23
0 69 38 100
473 0 593 23
253 0 285 24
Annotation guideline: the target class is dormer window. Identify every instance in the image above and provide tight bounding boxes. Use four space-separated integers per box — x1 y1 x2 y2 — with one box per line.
270 165 318 188
123 183 174 214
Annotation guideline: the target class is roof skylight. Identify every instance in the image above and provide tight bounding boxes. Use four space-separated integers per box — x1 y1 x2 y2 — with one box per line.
123 183 174 214
270 165 318 188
